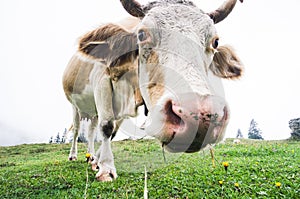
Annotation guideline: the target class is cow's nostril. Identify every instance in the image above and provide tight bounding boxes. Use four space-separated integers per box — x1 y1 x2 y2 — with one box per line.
164 100 182 126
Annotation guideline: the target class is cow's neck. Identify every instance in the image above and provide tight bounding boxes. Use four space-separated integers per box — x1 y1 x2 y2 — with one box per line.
110 60 143 119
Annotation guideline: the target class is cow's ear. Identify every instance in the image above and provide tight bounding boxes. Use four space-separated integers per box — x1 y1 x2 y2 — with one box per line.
78 24 138 67
79 41 110 60
209 45 243 79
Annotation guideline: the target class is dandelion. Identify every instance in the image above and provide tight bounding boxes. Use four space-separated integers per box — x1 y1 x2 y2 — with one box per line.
222 162 229 167
218 180 223 186
86 153 91 158
234 182 241 192
222 161 229 172
86 153 91 162
275 182 281 188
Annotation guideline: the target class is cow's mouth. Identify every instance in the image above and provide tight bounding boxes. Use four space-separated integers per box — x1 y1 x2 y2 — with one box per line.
160 95 229 153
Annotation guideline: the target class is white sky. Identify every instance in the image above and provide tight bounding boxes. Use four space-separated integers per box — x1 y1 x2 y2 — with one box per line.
0 0 299 146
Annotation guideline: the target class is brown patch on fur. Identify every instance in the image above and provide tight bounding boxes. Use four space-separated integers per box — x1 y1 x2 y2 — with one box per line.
62 55 94 100
210 45 243 79
145 51 165 105
134 88 144 107
79 24 125 50
108 62 136 81
78 23 138 68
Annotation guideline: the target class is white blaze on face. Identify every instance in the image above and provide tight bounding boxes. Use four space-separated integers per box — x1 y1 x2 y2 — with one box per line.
138 5 220 108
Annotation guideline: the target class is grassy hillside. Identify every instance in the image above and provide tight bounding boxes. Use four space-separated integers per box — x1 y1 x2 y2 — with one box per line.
0 139 299 198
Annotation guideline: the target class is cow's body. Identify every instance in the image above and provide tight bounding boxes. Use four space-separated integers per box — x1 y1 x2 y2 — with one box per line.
63 0 244 181
63 17 143 180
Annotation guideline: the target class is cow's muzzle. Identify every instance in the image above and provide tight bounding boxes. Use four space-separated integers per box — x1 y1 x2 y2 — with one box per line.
160 93 229 153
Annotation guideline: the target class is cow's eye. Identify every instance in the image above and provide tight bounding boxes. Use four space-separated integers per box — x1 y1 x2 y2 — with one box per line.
138 30 147 42
212 38 219 49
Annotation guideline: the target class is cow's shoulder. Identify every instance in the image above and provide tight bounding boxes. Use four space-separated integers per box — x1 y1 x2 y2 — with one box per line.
63 53 104 100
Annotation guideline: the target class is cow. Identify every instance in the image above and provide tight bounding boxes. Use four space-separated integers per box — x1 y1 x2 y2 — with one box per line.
62 0 243 182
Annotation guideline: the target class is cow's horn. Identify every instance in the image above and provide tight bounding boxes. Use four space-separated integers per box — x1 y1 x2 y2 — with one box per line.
208 0 243 24
120 0 145 18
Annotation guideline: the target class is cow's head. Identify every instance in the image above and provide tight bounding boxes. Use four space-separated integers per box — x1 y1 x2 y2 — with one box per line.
120 0 243 153
79 0 243 153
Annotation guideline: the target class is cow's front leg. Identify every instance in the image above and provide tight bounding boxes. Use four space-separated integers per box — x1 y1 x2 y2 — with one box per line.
95 122 117 182
93 76 117 181
90 119 123 171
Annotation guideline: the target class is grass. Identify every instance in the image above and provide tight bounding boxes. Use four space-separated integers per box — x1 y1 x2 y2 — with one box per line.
0 138 299 198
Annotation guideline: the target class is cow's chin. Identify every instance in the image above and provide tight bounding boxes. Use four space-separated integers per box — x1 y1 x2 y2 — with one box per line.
161 120 227 153
157 97 229 153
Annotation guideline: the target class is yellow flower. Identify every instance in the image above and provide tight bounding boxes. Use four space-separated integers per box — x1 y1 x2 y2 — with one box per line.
219 180 223 185
234 182 239 187
85 153 91 158
222 162 229 172
275 182 281 188
222 162 229 167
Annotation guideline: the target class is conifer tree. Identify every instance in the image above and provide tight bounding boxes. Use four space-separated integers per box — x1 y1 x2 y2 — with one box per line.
55 132 61 144
248 119 264 140
236 129 244 138
49 136 53 144
61 128 67 143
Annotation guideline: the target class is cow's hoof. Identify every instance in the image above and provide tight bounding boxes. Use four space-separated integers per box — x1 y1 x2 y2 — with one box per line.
95 171 117 182
86 155 95 164
91 158 99 171
92 163 99 171
68 156 77 161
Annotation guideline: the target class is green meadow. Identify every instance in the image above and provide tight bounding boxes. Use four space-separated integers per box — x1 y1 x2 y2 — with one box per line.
0 139 299 198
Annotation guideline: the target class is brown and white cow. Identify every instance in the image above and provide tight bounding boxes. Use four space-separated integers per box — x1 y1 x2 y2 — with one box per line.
63 0 243 182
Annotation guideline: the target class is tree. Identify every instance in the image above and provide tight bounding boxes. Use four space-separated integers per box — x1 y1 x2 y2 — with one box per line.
49 136 53 144
61 128 67 143
78 131 87 143
236 129 244 138
248 119 264 140
78 121 87 143
289 118 300 140
55 132 61 144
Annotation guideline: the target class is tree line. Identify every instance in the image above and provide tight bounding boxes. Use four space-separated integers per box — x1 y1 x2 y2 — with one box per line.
49 121 90 144
236 119 264 140
51 118 297 143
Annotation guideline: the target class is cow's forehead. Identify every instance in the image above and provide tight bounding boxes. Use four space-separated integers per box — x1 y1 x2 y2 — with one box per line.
141 4 216 40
